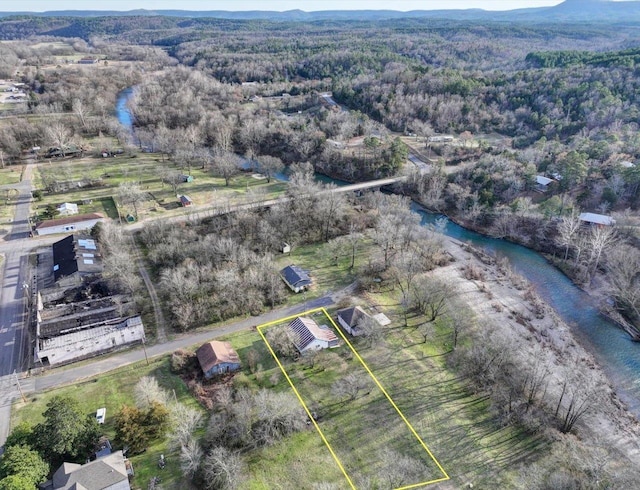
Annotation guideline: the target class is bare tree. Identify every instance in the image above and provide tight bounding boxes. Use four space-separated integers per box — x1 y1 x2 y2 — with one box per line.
134 376 169 409
212 150 241 186
606 243 640 321
169 403 204 449
199 446 245 490
180 436 203 479
256 155 284 183
556 211 582 261
117 181 146 218
411 276 454 323
586 225 616 280
265 325 297 359
332 373 371 401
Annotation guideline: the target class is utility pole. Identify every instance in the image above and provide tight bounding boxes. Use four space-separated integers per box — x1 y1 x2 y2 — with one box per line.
141 336 149 366
14 370 26 403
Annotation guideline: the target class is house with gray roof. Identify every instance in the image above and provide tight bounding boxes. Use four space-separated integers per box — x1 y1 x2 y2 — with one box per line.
41 450 132 490
336 306 371 336
280 264 312 293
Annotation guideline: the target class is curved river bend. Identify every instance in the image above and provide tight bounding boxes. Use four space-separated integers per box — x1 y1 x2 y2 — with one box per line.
116 90 640 415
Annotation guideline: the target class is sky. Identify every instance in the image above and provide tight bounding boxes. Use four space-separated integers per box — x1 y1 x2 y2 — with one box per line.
2 1 569 13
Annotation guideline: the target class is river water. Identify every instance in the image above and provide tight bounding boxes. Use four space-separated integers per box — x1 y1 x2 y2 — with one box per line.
116 89 640 415
416 206 640 415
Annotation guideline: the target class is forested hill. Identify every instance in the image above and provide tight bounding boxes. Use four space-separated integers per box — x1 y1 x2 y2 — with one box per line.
1 0 640 23
526 47 640 68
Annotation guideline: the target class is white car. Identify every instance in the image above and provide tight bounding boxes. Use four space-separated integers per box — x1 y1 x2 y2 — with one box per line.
96 407 106 424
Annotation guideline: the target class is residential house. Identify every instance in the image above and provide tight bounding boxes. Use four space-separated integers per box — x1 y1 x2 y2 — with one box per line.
179 195 193 207
35 213 105 236
280 264 312 293
336 306 371 336
56 202 79 216
196 340 241 378
40 450 132 490
77 57 98 64
288 316 339 353
620 161 636 169
579 212 615 227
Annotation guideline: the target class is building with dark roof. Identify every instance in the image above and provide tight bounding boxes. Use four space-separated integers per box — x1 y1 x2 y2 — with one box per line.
280 264 312 293
52 235 102 284
336 306 371 336
196 340 241 378
288 316 339 353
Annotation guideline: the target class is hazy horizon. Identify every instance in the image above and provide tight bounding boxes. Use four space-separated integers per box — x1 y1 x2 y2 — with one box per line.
1 1 568 13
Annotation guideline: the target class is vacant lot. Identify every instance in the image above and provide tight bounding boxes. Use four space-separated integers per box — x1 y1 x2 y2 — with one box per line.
259 308 448 489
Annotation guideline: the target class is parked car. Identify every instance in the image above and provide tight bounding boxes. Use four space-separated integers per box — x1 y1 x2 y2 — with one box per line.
96 407 106 424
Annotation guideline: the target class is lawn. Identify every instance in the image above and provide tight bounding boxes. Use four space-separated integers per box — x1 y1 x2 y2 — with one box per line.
32 153 289 224
0 165 22 186
274 237 375 302
11 356 202 490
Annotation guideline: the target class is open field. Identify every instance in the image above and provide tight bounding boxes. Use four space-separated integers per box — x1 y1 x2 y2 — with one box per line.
32 153 288 224
258 308 449 489
0 166 22 186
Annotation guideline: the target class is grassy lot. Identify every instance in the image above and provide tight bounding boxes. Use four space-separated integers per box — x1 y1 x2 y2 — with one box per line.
11 356 202 490
274 237 374 302
32 154 288 224
0 165 22 186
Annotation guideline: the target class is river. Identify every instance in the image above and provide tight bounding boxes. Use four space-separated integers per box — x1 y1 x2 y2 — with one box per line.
116 89 640 415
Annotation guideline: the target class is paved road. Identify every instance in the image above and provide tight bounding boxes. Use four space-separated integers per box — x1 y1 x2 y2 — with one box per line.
0 163 34 377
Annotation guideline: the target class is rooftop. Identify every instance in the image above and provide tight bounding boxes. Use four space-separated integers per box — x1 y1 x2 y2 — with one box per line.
196 340 240 372
36 213 104 230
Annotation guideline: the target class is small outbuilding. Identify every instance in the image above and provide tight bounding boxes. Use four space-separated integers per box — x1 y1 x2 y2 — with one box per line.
336 306 371 336
579 212 615 227
535 175 555 192
180 174 194 183
196 340 241 378
179 195 193 207
56 202 79 216
288 316 339 353
280 264 311 293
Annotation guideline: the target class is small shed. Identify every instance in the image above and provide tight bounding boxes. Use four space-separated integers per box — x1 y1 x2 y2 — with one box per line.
196 341 241 378
535 175 554 192
179 195 193 207
579 212 615 227
180 175 194 183
288 317 339 353
336 306 371 336
57 202 79 216
280 264 311 293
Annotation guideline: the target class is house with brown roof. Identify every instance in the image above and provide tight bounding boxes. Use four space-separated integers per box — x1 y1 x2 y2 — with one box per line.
35 213 105 236
196 340 241 378
288 316 339 353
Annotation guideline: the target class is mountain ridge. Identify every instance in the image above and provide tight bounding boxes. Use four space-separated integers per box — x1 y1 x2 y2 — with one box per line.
0 1 639 23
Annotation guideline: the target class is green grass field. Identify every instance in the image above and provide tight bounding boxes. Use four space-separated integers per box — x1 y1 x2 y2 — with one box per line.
32 154 288 224
258 309 448 489
0 166 22 186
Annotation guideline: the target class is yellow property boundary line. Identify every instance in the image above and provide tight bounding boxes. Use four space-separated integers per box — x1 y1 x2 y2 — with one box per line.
256 307 450 490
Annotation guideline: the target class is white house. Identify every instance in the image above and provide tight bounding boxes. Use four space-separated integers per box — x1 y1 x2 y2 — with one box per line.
35 213 105 236
288 316 339 353
336 306 371 336
56 202 79 216
535 175 555 192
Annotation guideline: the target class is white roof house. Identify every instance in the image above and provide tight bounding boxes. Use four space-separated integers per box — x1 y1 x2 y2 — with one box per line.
620 161 636 168
35 213 105 236
57 202 79 216
288 316 339 353
579 212 615 226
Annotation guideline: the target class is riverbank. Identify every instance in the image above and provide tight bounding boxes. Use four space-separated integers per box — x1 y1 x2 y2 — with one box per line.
436 236 640 477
